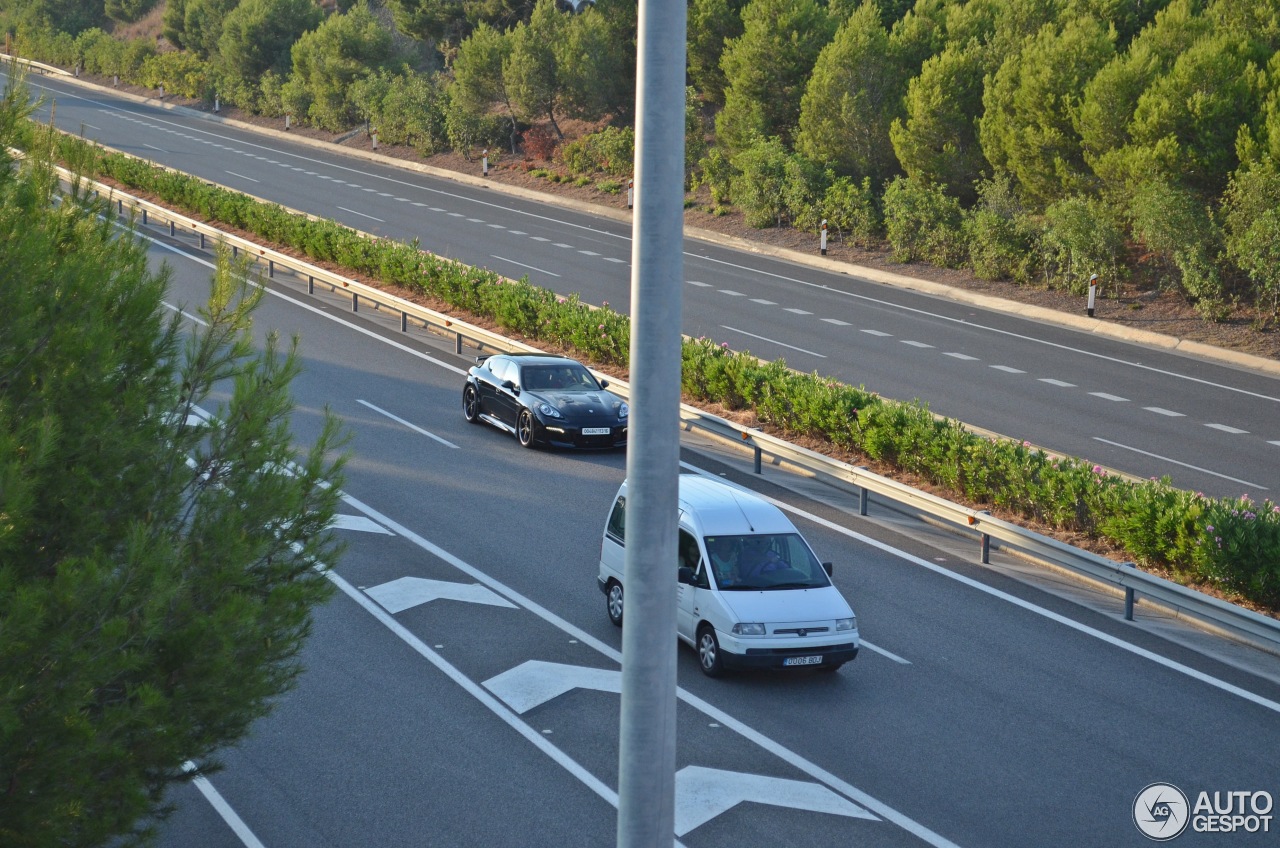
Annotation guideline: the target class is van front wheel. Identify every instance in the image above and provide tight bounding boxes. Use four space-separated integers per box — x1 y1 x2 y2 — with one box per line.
606 581 624 627
697 625 725 678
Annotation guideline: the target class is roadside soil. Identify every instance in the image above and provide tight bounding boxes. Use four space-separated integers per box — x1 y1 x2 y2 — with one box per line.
69 79 1279 616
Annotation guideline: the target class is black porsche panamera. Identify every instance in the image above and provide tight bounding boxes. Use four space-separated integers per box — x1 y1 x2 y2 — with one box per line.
462 353 629 449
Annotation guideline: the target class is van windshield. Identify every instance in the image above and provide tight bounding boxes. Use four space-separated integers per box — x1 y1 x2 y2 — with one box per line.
703 533 830 590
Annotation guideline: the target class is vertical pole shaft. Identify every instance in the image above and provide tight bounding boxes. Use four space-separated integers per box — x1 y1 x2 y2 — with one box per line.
617 1 685 846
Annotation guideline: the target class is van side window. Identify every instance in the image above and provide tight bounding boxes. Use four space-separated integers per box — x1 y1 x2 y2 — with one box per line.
678 529 709 589
606 496 626 543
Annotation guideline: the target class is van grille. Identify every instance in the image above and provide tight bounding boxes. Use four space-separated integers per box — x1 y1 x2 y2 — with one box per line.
773 626 830 637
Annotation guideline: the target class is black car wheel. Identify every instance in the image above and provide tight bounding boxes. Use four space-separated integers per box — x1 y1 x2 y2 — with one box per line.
517 410 537 448
697 624 725 678
606 581 623 627
463 384 480 423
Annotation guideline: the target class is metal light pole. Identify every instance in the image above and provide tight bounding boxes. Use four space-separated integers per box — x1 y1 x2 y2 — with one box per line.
616 0 685 844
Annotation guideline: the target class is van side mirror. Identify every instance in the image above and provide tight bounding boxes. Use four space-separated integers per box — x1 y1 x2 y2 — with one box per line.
822 562 833 576
677 566 695 585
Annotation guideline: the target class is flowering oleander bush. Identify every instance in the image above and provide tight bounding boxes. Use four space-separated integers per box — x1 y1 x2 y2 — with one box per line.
35 124 1280 609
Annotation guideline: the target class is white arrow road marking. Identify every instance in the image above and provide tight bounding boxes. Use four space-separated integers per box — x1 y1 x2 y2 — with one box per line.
674 766 876 836
483 660 622 713
365 576 518 614
329 514 393 534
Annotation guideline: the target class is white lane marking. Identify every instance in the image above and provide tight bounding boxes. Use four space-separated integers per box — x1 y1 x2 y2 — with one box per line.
605 257 627 264
357 399 458 448
720 326 826 358
552 242 573 248
944 352 978 361
316 174 332 179
687 248 1280 404
1038 378 1075 387
411 202 427 206
750 298 776 305
682 461 1280 715
484 660 622 713
1092 438 1265 488
467 217 484 222
822 319 850 326
990 365 1025 373
429 206 445 212
144 143 165 152
900 340 933 348
146 238 469 376
161 301 208 326
1145 407 1185 417
324 571 653 842
719 289 745 296
674 766 874 837
377 192 394 197
860 640 910 664
329 491 952 848
860 329 891 337
491 255 561 277
394 197 411 202
366 576 517 613
336 206 385 223
530 236 550 241
183 762 267 848
1089 393 1129 402
785 308 812 315
687 280 712 287
224 170 259 183
82 122 100 130
330 514 393 534
448 211 465 217
508 230 527 235
1271 441 1280 447
1205 423 1248 434
489 224 507 229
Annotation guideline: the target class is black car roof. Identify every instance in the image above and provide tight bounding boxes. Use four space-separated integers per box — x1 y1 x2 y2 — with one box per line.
498 353 582 365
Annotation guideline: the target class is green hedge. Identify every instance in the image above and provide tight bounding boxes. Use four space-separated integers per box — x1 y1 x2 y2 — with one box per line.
35 123 1280 610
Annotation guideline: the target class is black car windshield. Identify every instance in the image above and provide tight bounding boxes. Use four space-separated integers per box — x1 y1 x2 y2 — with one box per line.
521 363 602 391
703 533 831 590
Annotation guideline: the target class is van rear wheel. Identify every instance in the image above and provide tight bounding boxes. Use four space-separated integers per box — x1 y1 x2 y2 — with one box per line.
697 625 725 678
606 581 624 627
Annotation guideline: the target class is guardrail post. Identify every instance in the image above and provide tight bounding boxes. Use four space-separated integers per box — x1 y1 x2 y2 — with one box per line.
118 198 123 214
455 332 463 354
199 232 205 249
855 466 869 515
352 292 358 312
401 311 408 332
169 220 175 237
268 259 275 279
308 275 314 294
232 245 238 258
1123 561 1136 620
141 209 147 226
972 510 991 564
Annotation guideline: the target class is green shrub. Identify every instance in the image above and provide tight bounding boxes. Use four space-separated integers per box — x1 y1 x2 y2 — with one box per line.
822 176 881 248
558 126 635 177
1041 194 1126 294
882 175 966 267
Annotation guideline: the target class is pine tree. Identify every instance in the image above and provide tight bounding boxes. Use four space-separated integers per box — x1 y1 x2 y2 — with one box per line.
0 83 348 847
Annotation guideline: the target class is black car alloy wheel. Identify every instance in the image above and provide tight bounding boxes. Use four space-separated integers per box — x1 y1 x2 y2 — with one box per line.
517 410 537 448
463 384 480 423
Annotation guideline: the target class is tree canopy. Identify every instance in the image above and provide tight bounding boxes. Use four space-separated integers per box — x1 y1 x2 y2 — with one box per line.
0 81 347 847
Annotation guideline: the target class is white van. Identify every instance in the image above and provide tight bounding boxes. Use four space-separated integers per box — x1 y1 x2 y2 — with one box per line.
597 475 859 676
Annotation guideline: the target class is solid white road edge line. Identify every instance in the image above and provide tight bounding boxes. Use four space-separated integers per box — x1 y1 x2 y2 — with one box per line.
356 399 458 449
182 762 267 848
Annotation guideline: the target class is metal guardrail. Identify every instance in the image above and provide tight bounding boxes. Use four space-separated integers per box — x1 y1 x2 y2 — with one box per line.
56 164 1280 657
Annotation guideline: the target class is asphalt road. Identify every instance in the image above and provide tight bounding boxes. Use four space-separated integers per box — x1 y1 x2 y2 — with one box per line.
133 229 1280 847
10 67 1280 504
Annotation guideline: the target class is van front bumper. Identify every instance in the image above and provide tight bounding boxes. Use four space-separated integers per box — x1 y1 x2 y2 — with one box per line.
722 642 859 670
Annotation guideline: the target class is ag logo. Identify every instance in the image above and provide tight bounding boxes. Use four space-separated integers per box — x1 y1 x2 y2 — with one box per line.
1134 783 1190 841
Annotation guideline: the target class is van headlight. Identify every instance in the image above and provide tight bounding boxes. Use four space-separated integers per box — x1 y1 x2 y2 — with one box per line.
835 616 856 632
731 622 766 636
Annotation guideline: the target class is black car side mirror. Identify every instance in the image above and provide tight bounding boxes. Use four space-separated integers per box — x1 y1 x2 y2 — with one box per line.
502 380 518 394
599 379 609 389
677 566 695 585
822 562 833 576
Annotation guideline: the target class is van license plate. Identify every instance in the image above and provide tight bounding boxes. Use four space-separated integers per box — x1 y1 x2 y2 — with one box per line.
582 428 611 435
784 655 823 666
